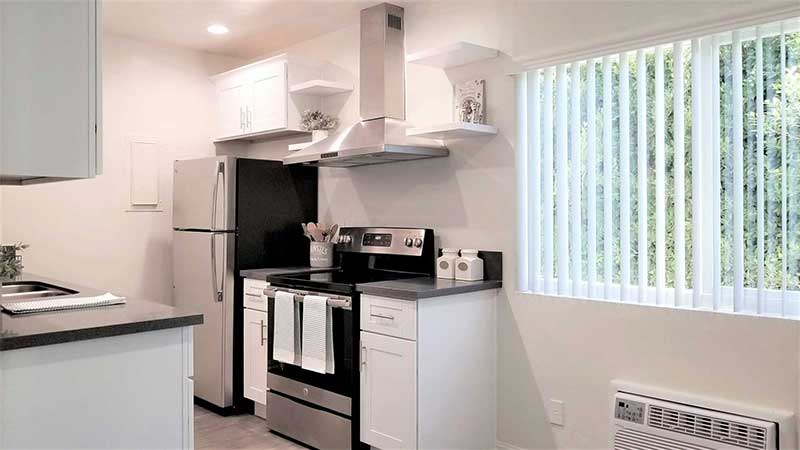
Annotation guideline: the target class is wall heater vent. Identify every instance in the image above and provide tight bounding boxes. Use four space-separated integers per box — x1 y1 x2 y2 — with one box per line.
612 391 778 450
648 404 768 449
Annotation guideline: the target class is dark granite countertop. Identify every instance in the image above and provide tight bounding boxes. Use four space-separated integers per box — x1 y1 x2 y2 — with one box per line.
0 274 203 351
240 267 335 280
356 277 502 300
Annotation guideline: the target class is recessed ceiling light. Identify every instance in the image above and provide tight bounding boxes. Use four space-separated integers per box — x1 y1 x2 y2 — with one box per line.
207 24 229 35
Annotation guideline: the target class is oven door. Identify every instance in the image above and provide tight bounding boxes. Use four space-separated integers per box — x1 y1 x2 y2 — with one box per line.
266 289 355 416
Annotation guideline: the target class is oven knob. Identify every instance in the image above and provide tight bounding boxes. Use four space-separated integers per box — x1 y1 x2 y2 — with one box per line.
413 238 423 248
339 234 352 244
404 237 413 247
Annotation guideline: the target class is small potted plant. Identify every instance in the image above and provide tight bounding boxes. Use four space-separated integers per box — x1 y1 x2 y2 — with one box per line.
0 243 28 281
300 110 339 142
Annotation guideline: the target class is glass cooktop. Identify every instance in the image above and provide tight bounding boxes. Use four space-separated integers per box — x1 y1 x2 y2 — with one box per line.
267 269 420 294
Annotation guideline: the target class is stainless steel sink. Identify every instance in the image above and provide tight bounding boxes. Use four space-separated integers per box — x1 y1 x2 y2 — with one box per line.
0 282 78 301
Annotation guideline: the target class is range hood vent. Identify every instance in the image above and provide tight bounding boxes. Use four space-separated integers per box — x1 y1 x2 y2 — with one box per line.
283 3 448 167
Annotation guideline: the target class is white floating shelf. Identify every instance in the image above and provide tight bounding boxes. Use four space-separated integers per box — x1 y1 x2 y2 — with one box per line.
288 142 313 152
407 122 498 140
289 80 353 96
407 42 499 69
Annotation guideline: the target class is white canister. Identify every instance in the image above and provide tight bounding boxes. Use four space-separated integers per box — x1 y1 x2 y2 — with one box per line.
455 249 484 281
436 248 460 279
310 242 334 268
312 130 329 143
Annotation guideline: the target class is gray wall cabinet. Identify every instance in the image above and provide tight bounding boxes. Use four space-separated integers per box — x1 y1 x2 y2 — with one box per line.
0 0 101 185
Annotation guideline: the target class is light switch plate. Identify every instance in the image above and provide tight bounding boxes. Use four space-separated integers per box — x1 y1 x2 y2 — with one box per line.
549 399 564 426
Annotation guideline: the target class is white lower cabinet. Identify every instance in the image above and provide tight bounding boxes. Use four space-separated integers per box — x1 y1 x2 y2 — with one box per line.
0 327 195 449
360 331 417 450
359 291 498 450
243 307 268 404
243 278 269 406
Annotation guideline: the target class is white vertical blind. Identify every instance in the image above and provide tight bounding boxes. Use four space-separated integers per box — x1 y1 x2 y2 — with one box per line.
780 26 788 316
711 36 722 311
527 71 542 293
673 42 686 307
603 56 614 300
587 59 598 299
755 28 765 314
732 31 745 312
517 73 528 291
691 38 704 309
519 17 800 319
637 49 648 303
654 46 666 305
619 52 631 302
556 64 570 296
542 68 555 294
570 62 582 297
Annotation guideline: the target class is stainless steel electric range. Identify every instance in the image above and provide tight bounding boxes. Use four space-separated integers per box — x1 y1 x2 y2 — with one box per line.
262 227 435 450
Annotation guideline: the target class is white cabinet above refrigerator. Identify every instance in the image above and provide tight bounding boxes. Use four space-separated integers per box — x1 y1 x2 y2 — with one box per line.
211 54 323 143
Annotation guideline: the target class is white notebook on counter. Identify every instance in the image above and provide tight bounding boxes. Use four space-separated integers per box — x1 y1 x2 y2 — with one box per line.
1 293 126 315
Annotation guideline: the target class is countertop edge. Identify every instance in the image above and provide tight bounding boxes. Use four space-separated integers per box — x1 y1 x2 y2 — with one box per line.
356 279 503 300
0 314 204 352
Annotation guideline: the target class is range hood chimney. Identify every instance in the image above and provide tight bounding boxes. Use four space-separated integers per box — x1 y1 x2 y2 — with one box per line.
283 3 448 167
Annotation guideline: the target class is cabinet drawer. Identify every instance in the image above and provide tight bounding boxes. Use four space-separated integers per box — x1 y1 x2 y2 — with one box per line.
243 278 268 311
360 295 416 341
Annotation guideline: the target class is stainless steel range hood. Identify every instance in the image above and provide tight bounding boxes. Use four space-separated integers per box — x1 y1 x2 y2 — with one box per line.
283 3 448 167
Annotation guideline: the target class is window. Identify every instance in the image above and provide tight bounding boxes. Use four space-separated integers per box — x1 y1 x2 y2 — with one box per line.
517 17 800 318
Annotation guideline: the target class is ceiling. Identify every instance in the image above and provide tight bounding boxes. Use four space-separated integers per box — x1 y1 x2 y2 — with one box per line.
103 0 380 59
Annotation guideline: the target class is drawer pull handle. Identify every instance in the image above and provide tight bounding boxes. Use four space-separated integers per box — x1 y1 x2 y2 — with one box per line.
370 313 395 321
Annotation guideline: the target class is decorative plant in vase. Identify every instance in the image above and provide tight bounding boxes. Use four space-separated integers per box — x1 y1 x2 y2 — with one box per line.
0 243 28 281
300 110 339 142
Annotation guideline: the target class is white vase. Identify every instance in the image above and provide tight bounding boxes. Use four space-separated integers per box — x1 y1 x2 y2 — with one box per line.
312 130 329 142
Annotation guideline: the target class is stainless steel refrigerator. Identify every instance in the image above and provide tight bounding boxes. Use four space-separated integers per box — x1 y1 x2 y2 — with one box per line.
172 156 317 411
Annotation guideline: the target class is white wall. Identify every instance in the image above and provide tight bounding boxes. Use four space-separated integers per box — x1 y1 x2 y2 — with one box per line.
0 34 240 303
239 1 800 449
3 2 800 449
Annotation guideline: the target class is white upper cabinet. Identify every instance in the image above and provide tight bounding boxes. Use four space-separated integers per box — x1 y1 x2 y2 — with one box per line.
212 55 321 143
249 61 288 134
216 73 251 140
0 0 102 185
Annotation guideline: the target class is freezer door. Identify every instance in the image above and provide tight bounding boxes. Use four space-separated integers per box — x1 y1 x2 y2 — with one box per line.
173 156 236 231
173 230 236 408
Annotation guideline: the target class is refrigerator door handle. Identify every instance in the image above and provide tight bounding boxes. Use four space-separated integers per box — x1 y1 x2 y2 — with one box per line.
211 161 224 230
210 233 224 303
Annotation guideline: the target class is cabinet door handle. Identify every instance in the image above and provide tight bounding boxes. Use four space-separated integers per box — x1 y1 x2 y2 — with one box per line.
260 319 266 346
247 106 252 129
361 345 366 372
370 313 395 321
240 107 244 131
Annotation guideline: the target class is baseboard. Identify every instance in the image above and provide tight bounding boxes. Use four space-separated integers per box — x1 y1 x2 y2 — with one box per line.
254 402 267 419
496 440 528 450
193 396 236 416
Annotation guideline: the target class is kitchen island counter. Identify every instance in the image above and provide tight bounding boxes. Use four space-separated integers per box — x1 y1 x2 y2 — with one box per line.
0 274 199 450
0 274 202 351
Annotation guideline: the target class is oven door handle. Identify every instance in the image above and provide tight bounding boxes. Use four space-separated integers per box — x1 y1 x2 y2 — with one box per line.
263 287 352 310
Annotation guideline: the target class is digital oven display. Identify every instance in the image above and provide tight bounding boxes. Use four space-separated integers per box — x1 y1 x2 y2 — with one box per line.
362 233 392 247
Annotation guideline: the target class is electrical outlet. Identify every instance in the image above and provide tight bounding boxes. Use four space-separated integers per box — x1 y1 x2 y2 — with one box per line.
549 399 564 426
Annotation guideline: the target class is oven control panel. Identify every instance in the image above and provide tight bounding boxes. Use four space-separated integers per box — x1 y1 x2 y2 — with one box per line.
362 233 393 247
337 227 431 256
